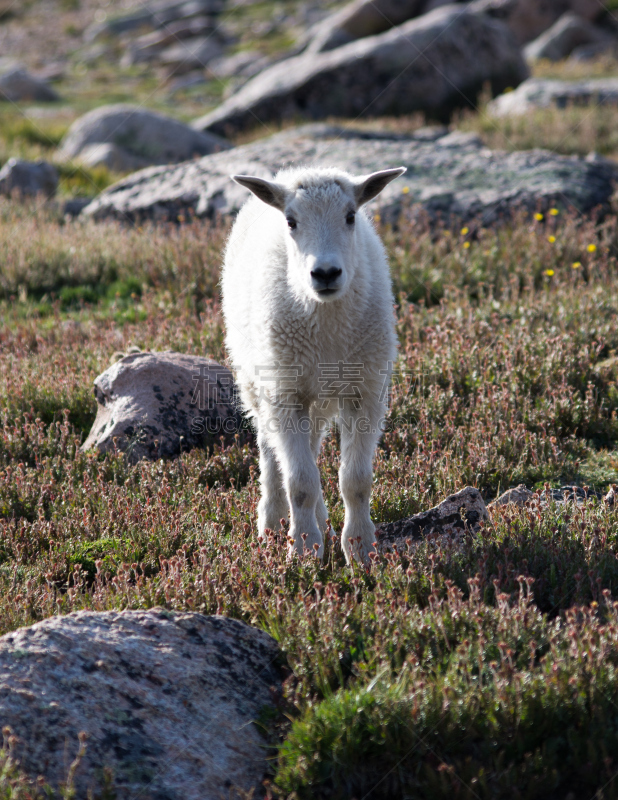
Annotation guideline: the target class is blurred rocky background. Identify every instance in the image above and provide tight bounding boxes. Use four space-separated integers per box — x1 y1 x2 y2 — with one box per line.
0 0 617 212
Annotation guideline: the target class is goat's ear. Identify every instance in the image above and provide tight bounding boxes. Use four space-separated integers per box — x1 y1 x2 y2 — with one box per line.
232 174 289 211
353 167 407 207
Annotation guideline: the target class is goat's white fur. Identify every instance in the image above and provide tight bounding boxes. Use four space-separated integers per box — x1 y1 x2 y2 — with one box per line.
221 165 405 564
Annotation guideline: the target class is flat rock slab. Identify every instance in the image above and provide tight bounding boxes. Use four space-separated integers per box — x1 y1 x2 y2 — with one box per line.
83 123 618 225
0 609 282 799
377 487 488 551
81 351 243 461
489 77 618 117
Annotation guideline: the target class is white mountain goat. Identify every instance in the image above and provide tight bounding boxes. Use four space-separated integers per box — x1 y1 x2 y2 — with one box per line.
221 165 405 564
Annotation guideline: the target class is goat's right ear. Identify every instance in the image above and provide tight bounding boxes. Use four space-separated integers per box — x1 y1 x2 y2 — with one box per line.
232 175 289 211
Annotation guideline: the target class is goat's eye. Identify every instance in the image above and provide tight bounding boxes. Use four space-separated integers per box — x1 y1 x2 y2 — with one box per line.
346 211 355 225
286 216 297 230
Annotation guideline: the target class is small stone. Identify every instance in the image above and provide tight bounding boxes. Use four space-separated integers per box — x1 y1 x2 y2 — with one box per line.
0 66 59 102
0 158 58 199
488 484 534 508
63 197 93 217
468 0 603 46
159 35 224 75
524 13 615 62
81 350 244 461
376 487 488 552
489 77 618 117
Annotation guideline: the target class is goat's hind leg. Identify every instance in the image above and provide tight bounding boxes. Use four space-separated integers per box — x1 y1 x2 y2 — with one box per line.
257 427 288 540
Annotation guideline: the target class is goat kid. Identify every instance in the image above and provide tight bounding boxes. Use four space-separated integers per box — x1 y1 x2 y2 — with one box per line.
222 165 406 564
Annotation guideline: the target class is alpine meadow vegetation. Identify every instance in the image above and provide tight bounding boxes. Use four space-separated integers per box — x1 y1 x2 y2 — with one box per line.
2 193 618 797
2 18 618 790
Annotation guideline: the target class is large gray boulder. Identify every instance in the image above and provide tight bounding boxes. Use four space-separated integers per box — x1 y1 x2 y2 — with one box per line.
58 104 230 169
81 351 243 461
0 609 281 799
192 5 528 136
0 66 59 102
0 158 58 198
305 0 427 54
489 77 618 116
82 123 618 226
468 0 603 45
524 12 615 61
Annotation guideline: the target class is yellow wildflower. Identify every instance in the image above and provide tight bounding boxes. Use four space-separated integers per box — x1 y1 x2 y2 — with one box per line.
460 226 469 235
463 241 470 249
587 243 597 253
548 235 556 243
534 213 544 221
572 262 581 269
549 208 559 216
544 269 554 276
402 186 410 194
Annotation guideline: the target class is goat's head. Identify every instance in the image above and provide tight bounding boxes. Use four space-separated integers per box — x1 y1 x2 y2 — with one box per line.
232 166 406 303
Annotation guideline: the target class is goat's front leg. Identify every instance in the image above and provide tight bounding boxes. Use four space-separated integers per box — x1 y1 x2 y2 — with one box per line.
256 426 288 539
274 411 323 559
339 406 382 565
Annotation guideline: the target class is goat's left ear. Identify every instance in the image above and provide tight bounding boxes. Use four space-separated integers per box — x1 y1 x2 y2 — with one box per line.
353 167 407 207
232 174 289 211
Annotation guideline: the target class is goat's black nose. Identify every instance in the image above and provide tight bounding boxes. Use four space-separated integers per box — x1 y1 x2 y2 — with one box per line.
311 266 342 286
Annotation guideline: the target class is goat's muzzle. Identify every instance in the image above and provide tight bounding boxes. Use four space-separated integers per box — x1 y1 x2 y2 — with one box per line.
311 266 343 296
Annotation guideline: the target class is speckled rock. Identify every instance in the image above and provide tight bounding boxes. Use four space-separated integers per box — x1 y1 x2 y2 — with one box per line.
192 5 528 136
489 77 618 117
377 487 488 551
58 104 230 168
81 351 243 461
0 609 282 799
82 123 618 225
